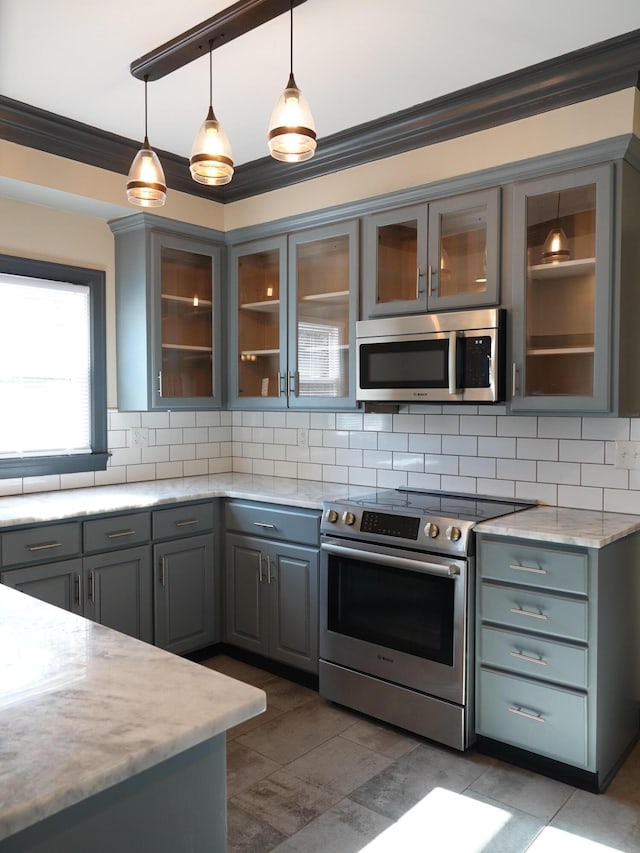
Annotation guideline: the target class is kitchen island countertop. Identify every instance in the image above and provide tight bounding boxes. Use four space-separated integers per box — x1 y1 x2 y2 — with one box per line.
0 584 265 845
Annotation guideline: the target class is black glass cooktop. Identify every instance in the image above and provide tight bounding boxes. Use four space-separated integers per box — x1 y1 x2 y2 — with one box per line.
344 488 534 523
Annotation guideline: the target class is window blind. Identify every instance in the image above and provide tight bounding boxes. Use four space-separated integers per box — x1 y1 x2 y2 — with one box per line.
0 274 91 458
297 320 343 397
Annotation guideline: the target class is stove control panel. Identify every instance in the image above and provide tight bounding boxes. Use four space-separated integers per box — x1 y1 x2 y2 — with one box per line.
360 511 421 540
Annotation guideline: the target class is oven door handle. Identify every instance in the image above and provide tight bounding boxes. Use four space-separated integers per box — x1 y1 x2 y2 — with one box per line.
321 541 460 577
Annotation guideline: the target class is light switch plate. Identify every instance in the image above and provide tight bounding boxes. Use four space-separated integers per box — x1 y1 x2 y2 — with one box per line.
614 440 640 469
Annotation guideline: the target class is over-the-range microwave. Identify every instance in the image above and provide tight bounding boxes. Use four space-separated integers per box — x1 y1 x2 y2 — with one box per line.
356 308 506 404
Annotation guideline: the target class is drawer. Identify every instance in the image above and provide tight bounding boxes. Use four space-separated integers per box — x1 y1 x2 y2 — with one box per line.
153 502 214 540
480 539 588 595
84 512 151 553
480 582 588 642
2 522 81 567
225 501 320 546
477 667 588 767
479 625 588 690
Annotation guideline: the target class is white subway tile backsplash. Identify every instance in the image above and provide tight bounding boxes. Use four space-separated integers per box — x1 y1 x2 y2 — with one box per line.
274 428 298 445
234 426 253 442
155 428 184 446
264 412 287 427
409 433 442 454
363 450 393 470
196 444 221 459
581 463 629 489
126 464 157 483
559 439 605 464
336 448 363 467
497 458 536 481
424 454 458 475
322 430 350 448
297 462 322 481
142 412 171 428
310 412 336 429
240 443 264 460
477 478 515 498
478 436 516 458
378 432 408 451
392 451 424 472
309 446 336 465
442 435 476 456
109 447 142 467
286 445 310 463
195 411 221 427
209 426 232 442
95 466 126 486
604 488 640 514
142 445 170 464
537 461 581 485
377 469 408 488
309 429 324 446
156 462 185 480
233 456 252 474
60 472 96 490
557 485 603 511
459 456 496 478
582 418 630 440
286 412 310 428
252 427 274 444
336 413 363 431
349 467 377 486
349 431 377 450
516 438 559 461
209 458 232 474
363 413 393 432
0 478 23 496
460 415 496 436
183 460 209 477
241 411 264 427
497 416 537 438
322 464 349 483
108 430 128 449
515 481 558 504
252 459 275 477
278 461 299 478
169 412 196 428
183 427 209 444
110 411 141 430
425 415 459 434
170 444 196 462
441 475 476 494
407 472 441 490
393 413 425 433
263 444 287 461
537 417 582 439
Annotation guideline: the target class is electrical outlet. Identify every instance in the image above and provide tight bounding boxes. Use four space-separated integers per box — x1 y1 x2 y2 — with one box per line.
129 427 149 448
298 428 309 449
614 440 640 469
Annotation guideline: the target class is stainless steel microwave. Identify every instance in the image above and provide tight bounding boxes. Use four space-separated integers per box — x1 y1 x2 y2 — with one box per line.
356 308 506 403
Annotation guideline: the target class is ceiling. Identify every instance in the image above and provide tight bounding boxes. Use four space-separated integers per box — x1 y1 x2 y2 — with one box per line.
2 0 640 177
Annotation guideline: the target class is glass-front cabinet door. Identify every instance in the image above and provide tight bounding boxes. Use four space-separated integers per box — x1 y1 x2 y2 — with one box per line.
288 221 358 409
362 189 499 318
151 233 222 409
229 223 358 409
510 164 613 412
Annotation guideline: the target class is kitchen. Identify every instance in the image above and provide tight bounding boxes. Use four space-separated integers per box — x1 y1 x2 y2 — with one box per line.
2 1 640 850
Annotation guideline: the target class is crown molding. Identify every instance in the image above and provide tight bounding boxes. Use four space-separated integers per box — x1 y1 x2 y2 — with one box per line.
1 28 639 205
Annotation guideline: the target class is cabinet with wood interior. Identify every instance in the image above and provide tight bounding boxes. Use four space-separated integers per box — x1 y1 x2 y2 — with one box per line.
109 212 224 410
508 160 640 414
228 220 358 409
224 500 320 673
475 532 639 791
361 187 501 318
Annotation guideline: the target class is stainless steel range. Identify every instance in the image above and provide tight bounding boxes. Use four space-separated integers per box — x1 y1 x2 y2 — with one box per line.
319 488 532 750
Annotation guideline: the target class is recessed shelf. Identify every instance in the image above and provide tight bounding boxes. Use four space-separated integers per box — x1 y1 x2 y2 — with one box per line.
528 258 596 279
240 299 280 313
162 343 213 353
240 348 280 357
527 346 595 356
162 294 213 306
300 290 350 304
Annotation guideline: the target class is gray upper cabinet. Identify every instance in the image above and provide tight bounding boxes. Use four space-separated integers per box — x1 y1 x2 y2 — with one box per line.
362 188 500 318
229 221 358 409
109 213 224 411
509 161 640 415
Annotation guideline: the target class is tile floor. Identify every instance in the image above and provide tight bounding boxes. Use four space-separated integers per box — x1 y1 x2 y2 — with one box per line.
202 655 640 853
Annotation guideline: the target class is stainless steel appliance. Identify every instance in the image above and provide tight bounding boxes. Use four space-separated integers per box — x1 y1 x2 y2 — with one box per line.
319 488 532 750
356 308 506 404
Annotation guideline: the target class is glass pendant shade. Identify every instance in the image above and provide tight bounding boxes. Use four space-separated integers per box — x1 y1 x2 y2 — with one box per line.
268 72 317 162
190 106 234 186
126 137 167 207
542 226 571 263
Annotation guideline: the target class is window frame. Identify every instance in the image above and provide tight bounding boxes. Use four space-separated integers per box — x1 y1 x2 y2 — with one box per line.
0 254 108 479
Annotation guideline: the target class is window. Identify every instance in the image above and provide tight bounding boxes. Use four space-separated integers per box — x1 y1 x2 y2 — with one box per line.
297 320 344 397
0 255 108 479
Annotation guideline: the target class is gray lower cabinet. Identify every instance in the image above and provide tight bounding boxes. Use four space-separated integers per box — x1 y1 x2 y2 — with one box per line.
224 500 320 673
1 558 84 615
476 532 639 790
153 502 217 655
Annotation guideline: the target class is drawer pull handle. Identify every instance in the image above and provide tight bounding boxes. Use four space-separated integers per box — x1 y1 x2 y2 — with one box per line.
509 563 547 575
174 519 199 527
27 541 62 552
508 705 545 723
511 650 548 666
88 570 95 602
106 529 136 539
253 522 276 529
74 574 81 605
159 557 167 586
510 606 548 620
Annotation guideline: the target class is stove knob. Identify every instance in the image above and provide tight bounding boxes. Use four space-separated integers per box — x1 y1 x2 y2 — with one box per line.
447 525 462 542
326 509 338 523
425 522 439 538
342 511 356 526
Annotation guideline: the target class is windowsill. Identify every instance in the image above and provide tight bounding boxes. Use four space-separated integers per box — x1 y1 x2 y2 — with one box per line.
0 453 110 480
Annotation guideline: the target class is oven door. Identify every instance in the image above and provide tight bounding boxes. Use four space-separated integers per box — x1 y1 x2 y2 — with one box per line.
320 536 469 705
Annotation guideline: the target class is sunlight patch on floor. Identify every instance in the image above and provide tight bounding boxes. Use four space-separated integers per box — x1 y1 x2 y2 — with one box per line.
527 826 624 852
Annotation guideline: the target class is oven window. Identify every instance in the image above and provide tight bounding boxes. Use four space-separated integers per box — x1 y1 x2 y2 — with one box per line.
359 339 449 388
327 555 455 665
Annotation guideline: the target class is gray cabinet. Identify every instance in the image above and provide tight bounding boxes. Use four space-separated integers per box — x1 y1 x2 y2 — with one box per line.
0 515 153 642
229 220 358 410
224 501 320 673
476 533 639 790
109 212 224 411
362 188 500 318
508 161 640 414
153 503 216 654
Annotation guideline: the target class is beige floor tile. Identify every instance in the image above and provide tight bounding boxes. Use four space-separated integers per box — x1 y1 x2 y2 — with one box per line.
227 740 281 798
340 716 421 760
227 703 285 740
236 699 355 764
227 801 287 853
262 675 318 712
285 734 393 795
200 654 275 686
469 760 575 820
231 768 343 837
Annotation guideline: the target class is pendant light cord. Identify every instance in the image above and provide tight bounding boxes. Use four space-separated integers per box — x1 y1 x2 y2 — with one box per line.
143 74 149 142
208 39 213 108
289 1 294 76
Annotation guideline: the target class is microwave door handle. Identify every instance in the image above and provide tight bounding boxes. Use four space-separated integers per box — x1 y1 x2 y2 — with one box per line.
448 331 459 394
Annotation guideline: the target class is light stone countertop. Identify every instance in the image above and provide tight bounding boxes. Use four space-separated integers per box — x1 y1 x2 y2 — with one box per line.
0 473 374 529
0 584 266 842
475 504 640 548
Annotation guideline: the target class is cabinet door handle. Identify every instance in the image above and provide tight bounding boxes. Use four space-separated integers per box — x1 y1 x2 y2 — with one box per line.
448 331 458 395
511 362 519 398
259 556 264 584
174 518 199 527
510 606 548 620
508 705 545 723
288 372 298 397
266 554 272 584
158 370 163 397
106 528 136 539
27 541 62 552
87 570 95 602
277 371 286 397
416 267 425 298
509 563 547 575
253 521 276 529
427 264 433 296
511 650 548 666
159 557 166 586
74 574 81 605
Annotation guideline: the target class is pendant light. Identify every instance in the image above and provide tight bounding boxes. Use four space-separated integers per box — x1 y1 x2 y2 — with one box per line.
189 40 234 186
126 75 167 207
542 192 571 263
267 1 316 163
